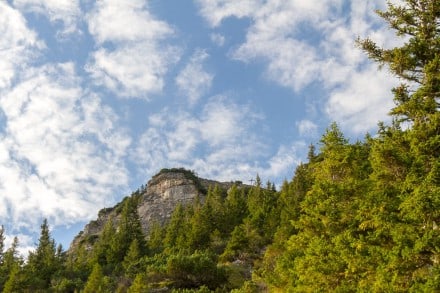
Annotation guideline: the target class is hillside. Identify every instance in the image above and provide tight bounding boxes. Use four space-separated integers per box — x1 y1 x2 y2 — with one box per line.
69 168 246 252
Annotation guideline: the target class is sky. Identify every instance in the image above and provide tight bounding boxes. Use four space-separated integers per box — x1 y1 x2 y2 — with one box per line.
0 0 402 253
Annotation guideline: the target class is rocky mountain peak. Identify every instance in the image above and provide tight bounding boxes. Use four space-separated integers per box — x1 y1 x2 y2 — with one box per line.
69 168 242 251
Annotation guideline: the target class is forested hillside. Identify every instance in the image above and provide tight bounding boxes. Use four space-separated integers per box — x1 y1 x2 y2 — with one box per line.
0 0 439 292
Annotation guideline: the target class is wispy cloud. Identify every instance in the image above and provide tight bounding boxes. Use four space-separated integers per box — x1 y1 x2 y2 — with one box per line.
325 65 396 133
134 95 260 177
297 120 318 137
0 63 130 231
195 0 262 27
133 94 302 183
196 0 399 134
175 49 213 105
210 33 225 46
0 2 44 89
86 0 181 99
13 0 81 35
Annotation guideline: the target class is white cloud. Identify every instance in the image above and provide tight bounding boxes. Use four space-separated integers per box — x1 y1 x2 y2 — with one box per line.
297 119 318 137
86 0 181 98
133 96 267 180
175 50 213 105
195 0 263 27
133 94 303 184
325 65 397 133
196 0 400 134
210 33 225 46
4 233 34 257
87 43 180 98
13 0 81 35
0 63 130 232
0 2 44 89
261 142 305 181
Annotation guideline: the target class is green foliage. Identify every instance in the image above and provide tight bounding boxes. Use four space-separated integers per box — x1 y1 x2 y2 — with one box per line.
2 5 439 286
25 219 60 291
127 273 149 293
2 262 24 293
166 250 227 289
123 239 143 278
83 263 112 293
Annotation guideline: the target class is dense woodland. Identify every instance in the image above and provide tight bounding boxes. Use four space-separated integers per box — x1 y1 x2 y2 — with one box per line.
1 0 440 292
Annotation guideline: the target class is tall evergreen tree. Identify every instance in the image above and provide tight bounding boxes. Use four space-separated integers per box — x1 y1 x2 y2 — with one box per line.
25 219 58 290
356 0 440 290
83 263 111 293
111 195 147 268
0 236 22 292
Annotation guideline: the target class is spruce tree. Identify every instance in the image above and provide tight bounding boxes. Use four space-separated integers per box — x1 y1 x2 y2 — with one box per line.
25 219 57 290
0 236 22 292
357 0 440 290
83 263 109 293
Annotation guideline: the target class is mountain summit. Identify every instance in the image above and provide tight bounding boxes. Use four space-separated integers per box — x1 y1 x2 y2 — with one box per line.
69 168 245 252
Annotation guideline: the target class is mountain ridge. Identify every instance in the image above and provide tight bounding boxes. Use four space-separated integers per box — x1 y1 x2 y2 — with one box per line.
69 168 248 252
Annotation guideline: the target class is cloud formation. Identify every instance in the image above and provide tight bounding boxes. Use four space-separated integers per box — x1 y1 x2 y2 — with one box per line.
13 0 81 35
0 3 131 241
175 50 213 105
86 0 181 98
133 95 302 182
196 0 399 133
0 2 44 89
0 63 130 230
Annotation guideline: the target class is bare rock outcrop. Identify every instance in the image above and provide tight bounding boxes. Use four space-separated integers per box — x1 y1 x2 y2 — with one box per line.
69 168 242 251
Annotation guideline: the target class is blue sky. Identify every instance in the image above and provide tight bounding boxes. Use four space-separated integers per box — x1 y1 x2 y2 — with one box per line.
0 0 401 252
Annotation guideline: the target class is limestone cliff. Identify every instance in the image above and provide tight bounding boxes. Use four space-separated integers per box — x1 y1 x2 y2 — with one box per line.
70 168 243 250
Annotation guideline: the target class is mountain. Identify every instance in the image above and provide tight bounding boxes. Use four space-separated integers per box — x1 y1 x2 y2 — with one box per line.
69 168 246 252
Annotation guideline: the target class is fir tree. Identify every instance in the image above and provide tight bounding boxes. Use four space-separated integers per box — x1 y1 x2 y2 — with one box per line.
358 0 440 290
25 219 58 290
83 263 110 293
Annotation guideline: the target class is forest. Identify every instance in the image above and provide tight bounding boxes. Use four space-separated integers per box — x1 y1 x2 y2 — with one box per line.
0 0 439 292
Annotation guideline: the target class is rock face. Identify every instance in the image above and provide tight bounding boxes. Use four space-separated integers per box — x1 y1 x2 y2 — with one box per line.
70 169 241 250
138 171 204 234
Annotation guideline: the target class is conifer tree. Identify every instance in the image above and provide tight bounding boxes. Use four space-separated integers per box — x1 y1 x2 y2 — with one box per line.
0 225 5 290
83 263 110 293
224 185 248 233
147 220 165 254
0 236 22 292
0 225 4 263
164 203 187 251
111 196 147 268
25 219 57 290
358 0 440 290
3 262 23 293
123 239 142 278
127 273 149 293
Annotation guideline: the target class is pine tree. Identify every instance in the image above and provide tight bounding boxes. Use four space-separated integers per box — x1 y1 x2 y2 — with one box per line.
83 263 110 293
147 220 165 255
3 262 23 293
358 1 440 290
164 203 188 252
0 236 22 292
0 225 5 290
127 273 149 293
111 196 147 267
0 225 4 263
259 164 313 289
122 239 142 278
92 218 117 274
357 0 440 126
25 219 58 290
